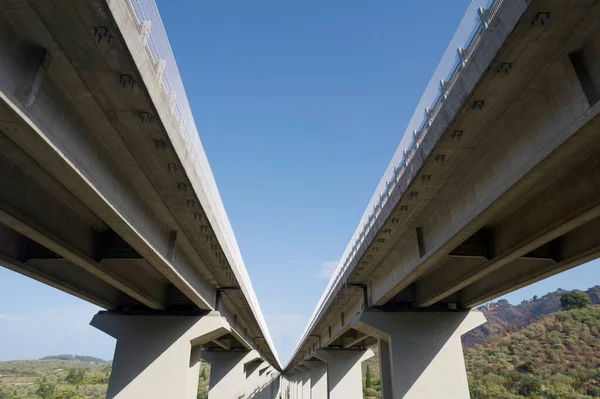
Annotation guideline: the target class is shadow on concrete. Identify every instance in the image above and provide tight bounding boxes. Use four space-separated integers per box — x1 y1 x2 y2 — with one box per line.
356 310 484 398
91 314 201 399
247 375 281 399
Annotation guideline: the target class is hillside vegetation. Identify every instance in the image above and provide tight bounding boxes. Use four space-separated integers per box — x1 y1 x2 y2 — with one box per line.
0 357 211 399
1 288 599 399
466 305 600 398
361 288 600 399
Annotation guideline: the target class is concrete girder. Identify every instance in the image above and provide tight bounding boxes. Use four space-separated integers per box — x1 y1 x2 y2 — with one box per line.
0 207 164 309
415 148 600 307
370 0 600 307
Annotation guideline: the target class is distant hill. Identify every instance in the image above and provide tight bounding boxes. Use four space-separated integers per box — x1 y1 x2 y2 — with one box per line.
40 354 107 364
462 285 600 347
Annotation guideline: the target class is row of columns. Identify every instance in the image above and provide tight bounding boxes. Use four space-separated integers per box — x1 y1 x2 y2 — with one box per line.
283 310 485 399
90 311 281 399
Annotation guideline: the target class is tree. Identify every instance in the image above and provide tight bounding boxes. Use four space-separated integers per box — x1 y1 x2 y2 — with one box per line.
54 387 84 399
36 378 56 399
66 368 86 385
365 365 372 389
560 290 591 311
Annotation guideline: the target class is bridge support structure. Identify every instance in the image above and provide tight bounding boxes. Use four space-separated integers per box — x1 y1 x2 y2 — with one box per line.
356 309 486 399
314 348 374 399
201 349 262 398
91 311 231 399
303 360 328 399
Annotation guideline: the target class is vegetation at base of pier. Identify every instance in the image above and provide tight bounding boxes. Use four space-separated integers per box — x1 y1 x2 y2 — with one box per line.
0 357 212 399
466 304 600 398
361 287 600 399
0 359 110 399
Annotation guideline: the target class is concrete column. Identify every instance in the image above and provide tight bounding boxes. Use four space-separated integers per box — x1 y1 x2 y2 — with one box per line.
356 310 486 399
187 346 203 399
90 311 230 399
297 366 311 399
314 348 374 399
303 360 327 399
202 350 260 398
254 365 269 399
245 358 265 397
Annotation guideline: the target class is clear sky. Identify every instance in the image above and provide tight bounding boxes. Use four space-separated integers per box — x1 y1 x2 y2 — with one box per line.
0 0 599 364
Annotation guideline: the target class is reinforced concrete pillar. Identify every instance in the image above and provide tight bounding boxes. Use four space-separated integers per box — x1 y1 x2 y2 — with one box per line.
90 311 230 399
297 366 311 399
314 348 374 399
303 360 327 399
245 357 265 397
201 349 261 398
356 310 486 399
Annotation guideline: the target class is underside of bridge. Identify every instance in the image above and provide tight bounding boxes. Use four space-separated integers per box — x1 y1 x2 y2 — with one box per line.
0 0 280 389
288 0 600 397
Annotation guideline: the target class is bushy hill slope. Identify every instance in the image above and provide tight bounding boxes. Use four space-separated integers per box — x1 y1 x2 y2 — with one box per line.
466 305 600 398
361 288 600 399
0 357 211 399
40 355 107 364
463 286 600 348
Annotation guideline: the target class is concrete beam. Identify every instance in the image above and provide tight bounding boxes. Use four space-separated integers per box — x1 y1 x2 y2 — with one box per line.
342 331 368 349
0 208 163 309
463 216 600 306
416 151 600 307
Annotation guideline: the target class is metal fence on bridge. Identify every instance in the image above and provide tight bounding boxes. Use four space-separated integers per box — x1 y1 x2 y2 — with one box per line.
121 0 279 363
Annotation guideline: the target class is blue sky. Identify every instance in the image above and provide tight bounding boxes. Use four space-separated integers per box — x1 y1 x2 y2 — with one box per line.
1 0 599 364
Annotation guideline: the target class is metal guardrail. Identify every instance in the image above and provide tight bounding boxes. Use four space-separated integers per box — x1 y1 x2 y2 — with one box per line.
292 0 505 364
121 0 279 365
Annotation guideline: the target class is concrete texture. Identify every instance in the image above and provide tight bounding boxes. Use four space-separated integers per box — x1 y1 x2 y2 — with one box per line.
297 366 311 399
290 0 600 371
314 349 374 399
201 349 260 398
0 0 279 369
356 310 486 398
90 312 230 399
303 360 328 399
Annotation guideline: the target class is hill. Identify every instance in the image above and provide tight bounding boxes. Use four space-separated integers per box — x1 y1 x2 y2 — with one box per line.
0 357 211 399
466 305 600 398
463 286 600 348
40 355 107 364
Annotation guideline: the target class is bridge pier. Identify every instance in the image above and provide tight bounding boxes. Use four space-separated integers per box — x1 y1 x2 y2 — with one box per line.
201 349 261 398
303 360 328 399
314 348 374 399
90 311 230 399
356 310 486 399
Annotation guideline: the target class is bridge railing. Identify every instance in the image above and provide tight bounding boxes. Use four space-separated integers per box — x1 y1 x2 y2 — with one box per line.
120 0 279 365
293 0 505 363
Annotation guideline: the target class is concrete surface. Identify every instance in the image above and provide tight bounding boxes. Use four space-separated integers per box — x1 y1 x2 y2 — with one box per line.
303 360 328 399
90 311 230 399
314 349 374 399
201 349 260 398
356 310 486 398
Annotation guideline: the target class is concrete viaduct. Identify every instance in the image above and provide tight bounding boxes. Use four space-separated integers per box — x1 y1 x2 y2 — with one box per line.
285 0 600 398
0 0 280 397
1 0 599 398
